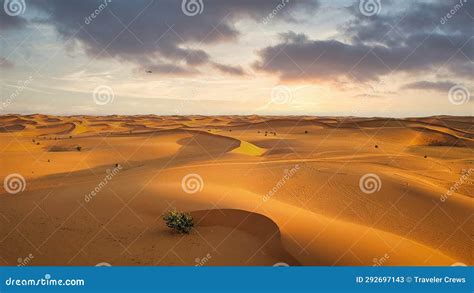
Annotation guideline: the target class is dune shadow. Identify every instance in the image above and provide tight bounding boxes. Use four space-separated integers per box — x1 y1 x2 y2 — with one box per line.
191 208 300 266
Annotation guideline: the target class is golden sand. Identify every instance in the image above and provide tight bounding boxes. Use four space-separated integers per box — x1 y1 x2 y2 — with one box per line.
0 115 472 266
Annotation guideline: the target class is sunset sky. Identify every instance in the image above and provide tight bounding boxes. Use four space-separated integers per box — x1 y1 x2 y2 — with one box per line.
0 0 472 116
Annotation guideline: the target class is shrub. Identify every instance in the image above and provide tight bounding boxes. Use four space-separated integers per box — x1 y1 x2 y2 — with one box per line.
163 210 194 234
76 146 82 151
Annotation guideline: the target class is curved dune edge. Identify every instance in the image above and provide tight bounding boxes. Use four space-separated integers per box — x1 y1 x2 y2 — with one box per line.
230 140 266 156
190 209 300 266
151 183 456 266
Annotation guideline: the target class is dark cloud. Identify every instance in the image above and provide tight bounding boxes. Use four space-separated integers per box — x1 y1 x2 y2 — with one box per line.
212 62 245 76
254 32 390 81
0 0 27 31
254 0 473 82
30 0 318 75
401 81 457 92
345 0 473 46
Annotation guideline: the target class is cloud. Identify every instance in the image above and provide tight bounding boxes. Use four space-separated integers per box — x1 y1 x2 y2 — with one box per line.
254 0 473 82
30 0 319 75
253 31 391 81
0 0 27 31
345 0 473 46
401 81 458 92
212 62 245 76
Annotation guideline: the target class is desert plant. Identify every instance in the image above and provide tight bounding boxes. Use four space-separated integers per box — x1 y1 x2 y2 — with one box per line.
163 210 194 234
76 146 82 151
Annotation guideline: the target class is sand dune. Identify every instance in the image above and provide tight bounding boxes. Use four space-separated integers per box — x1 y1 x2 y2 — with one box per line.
0 124 26 132
0 115 471 266
36 122 76 135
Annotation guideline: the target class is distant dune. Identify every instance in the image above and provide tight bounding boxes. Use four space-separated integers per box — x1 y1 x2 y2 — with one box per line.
0 115 472 266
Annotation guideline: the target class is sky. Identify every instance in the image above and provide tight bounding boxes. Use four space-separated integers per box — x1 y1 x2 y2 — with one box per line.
0 0 472 117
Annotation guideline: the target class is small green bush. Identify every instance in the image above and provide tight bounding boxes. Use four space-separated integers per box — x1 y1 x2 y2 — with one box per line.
163 210 194 234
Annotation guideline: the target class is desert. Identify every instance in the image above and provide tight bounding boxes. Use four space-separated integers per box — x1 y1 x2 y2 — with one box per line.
0 114 472 266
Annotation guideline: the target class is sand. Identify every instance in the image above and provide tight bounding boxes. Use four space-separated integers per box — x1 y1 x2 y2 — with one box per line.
0 114 472 266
